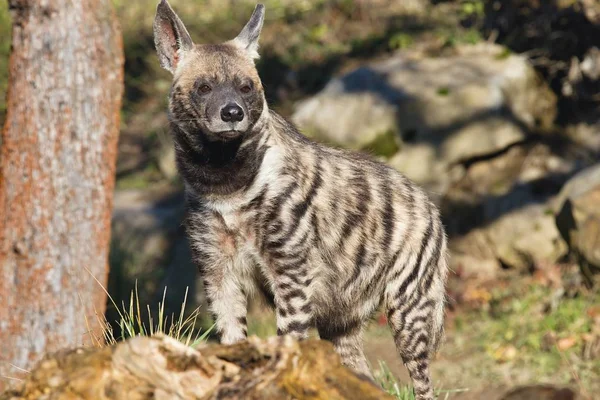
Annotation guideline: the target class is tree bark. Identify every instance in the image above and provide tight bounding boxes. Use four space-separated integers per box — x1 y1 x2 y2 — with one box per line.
0 0 123 388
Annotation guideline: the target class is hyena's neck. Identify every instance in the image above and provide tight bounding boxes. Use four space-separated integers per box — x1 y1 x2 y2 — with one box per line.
172 120 270 197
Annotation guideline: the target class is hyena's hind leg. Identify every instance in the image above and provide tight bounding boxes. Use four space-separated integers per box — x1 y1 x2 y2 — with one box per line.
386 251 446 400
317 322 374 381
386 294 443 400
386 215 448 400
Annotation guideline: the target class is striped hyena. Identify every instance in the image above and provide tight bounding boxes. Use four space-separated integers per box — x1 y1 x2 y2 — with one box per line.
153 1 448 398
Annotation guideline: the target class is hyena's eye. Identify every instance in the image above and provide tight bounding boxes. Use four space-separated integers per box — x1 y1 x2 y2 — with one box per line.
199 84 212 94
240 85 252 94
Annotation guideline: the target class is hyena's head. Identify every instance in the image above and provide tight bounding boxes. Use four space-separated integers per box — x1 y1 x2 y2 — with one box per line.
154 0 266 144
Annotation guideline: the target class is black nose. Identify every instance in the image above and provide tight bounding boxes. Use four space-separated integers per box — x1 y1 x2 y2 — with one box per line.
220 103 244 122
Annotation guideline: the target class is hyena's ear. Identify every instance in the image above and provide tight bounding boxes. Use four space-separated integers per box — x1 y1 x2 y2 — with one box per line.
232 4 265 60
153 0 194 74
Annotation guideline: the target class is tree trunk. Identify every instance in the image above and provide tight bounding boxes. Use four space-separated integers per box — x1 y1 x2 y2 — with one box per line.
0 0 123 388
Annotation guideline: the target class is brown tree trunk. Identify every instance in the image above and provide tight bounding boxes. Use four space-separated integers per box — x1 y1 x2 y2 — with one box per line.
0 0 123 388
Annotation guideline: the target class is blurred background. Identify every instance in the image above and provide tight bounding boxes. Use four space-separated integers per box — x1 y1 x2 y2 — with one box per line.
1 0 599 398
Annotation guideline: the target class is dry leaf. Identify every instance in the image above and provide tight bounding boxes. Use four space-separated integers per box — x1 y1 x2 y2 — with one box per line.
493 345 517 362
586 305 600 319
557 336 577 351
463 287 492 305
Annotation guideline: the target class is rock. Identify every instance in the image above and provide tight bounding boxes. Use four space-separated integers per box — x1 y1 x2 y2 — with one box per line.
449 229 502 280
565 116 600 154
443 142 574 276
489 204 567 270
109 187 199 328
500 385 577 400
112 186 184 238
450 203 568 274
293 43 557 189
582 0 600 24
482 0 600 105
157 144 178 181
563 47 600 101
555 164 600 282
293 67 402 150
0 335 393 400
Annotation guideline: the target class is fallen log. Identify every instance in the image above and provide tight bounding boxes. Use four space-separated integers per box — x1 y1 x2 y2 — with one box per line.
1 335 393 400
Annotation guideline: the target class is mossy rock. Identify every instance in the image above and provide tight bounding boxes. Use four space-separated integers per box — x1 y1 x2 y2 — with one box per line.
361 130 401 159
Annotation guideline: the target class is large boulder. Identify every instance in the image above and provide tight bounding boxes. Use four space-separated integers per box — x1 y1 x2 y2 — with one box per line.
0 335 392 400
451 203 568 276
500 385 577 400
293 43 557 190
555 164 600 282
443 142 575 277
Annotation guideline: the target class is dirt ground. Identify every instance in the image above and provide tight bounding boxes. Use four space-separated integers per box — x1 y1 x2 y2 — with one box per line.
365 328 514 400
362 274 600 400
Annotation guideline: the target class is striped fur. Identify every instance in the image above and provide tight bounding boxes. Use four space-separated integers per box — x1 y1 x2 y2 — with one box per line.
154 3 448 399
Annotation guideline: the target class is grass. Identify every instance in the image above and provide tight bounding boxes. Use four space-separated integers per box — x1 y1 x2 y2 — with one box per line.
476 284 598 364
376 361 469 400
376 361 417 400
86 262 212 348
97 283 212 348
446 278 600 395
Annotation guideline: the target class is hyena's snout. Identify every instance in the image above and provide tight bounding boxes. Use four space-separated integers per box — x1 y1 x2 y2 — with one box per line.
220 103 244 123
207 93 250 136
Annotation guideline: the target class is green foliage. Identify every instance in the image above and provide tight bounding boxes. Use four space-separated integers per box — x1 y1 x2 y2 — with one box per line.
308 23 329 43
388 33 414 50
362 130 401 159
441 28 483 47
436 87 451 96
333 0 357 18
495 47 513 60
460 0 484 18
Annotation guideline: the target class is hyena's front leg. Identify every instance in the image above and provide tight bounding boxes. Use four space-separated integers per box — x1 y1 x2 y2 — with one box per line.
187 213 248 345
203 271 248 344
272 261 313 340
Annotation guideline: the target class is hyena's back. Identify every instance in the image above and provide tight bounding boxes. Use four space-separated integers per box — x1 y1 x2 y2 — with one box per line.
262 113 448 351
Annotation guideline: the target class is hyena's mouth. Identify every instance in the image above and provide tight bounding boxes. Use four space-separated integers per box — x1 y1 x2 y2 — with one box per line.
206 118 250 139
215 130 244 140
